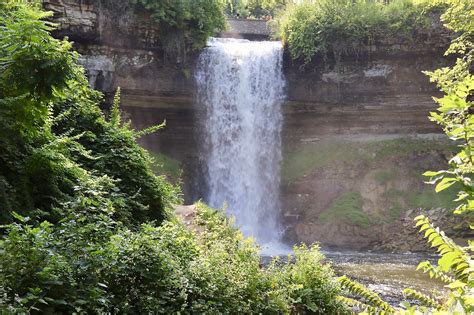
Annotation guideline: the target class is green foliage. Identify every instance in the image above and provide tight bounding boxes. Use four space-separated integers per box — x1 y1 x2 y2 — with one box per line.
0 202 346 313
338 275 395 313
278 244 346 314
0 0 181 225
192 203 345 314
336 295 379 314
0 2 344 313
422 3 474 217
319 191 371 228
276 0 435 63
414 215 472 286
102 223 198 313
151 153 183 183
226 0 289 18
402 288 443 311
132 0 227 48
52 89 181 224
338 216 473 314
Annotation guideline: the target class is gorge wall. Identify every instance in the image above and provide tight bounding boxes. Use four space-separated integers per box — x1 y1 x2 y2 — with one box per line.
43 0 460 250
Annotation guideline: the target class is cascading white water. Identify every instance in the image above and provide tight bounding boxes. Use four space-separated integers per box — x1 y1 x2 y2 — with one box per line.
196 38 287 252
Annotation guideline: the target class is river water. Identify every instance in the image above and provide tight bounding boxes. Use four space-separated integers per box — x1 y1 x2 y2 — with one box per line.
263 250 445 306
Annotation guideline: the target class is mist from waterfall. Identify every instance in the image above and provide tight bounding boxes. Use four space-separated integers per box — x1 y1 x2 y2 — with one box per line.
195 37 287 254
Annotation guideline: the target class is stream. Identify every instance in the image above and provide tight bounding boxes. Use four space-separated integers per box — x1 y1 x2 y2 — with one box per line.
262 250 446 306
325 251 446 305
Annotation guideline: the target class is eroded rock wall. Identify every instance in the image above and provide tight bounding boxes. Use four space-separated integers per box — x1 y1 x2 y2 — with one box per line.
280 48 456 249
44 1 458 250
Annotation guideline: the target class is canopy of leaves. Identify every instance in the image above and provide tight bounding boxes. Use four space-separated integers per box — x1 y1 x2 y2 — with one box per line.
226 0 289 18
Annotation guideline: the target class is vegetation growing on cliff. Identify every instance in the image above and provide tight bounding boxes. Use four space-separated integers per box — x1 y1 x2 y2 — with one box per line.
226 0 288 18
283 138 456 182
132 0 227 48
275 0 443 63
319 191 371 228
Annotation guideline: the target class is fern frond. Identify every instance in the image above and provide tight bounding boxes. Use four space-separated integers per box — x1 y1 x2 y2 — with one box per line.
110 87 121 127
135 120 166 138
337 295 380 314
403 288 444 310
338 276 395 313
414 215 471 283
416 260 455 284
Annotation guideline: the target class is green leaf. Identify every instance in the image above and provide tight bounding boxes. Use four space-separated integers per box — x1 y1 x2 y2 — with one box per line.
435 177 457 192
447 280 466 289
438 251 459 272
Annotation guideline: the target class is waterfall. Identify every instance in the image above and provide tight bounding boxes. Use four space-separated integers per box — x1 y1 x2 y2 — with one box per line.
195 38 287 253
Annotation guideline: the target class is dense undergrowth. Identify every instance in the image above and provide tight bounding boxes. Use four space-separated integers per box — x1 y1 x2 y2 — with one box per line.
0 0 471 314
0 201 345 313
0 1 180 226
0 1 345 313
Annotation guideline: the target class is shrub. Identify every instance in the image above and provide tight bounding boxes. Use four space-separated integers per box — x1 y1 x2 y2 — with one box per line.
276 0 436 63
0 202 346 314
132 0 227 47
226 0 289 18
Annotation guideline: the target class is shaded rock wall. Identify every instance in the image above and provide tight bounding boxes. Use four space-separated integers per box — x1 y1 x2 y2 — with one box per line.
44 1 456 250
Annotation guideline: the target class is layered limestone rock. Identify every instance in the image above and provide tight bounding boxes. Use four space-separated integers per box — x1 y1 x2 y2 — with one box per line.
280 46 455 249
43 1 459 250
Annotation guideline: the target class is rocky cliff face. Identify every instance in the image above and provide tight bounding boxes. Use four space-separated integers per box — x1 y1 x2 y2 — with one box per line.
43 1 460 250
280 45 456 249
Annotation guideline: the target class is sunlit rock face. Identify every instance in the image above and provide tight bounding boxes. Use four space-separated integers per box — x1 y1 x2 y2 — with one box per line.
44 1 459 250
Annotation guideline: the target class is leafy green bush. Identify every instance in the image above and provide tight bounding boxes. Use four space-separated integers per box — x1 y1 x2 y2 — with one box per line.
226 0 289 18
132 0 227 47
190 203 346 314
276 0 436 63
0 201 346 313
